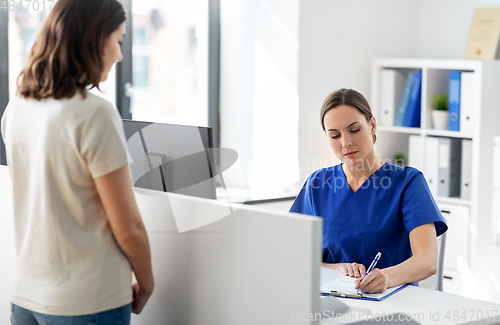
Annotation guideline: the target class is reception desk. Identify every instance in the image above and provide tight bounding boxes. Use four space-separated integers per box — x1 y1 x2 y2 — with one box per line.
319 268 500 325
1 164 500 324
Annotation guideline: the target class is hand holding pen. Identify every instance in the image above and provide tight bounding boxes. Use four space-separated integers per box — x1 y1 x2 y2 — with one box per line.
355 252 387 294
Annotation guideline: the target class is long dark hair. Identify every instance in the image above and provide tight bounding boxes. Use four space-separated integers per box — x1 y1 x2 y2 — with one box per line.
17 0 126 100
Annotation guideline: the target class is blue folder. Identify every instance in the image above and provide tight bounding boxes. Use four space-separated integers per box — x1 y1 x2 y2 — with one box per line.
404 70 422 128
321 283 410 302
448 71 461 132
395 73 415 127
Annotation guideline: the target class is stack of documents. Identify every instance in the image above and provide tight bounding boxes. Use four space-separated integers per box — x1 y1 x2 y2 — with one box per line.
320 276 408 301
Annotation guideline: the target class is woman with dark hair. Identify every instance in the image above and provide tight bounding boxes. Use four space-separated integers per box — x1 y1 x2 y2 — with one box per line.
290 88 447 294
1 0 154 323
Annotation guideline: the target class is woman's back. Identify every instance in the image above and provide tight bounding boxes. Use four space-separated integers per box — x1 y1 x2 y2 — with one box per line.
1 92 133 315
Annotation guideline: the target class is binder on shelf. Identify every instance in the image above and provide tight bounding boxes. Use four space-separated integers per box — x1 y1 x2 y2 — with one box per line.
460 72 476 135
460 139 472 200
425 137 439 196
404 70 422 128
380 69 405 126
437 138 462 197
448 71 461 132
395 72 415 127
437 202 470 271
408 135 423 171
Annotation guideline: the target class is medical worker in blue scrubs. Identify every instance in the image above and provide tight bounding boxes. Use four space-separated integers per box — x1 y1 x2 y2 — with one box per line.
290 88 447 294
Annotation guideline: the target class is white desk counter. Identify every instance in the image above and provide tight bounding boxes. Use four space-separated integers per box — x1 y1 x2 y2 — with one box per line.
2 161 500 325
320 268 500 325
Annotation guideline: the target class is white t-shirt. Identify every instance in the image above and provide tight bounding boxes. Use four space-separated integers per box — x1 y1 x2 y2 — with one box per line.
1 92 132 315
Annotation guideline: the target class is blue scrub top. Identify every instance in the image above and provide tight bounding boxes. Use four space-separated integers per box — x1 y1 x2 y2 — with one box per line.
290 163 447 270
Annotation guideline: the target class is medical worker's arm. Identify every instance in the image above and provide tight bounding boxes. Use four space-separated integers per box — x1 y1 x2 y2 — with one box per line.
322 262 366 278
354 222 437 293
94 165 155 314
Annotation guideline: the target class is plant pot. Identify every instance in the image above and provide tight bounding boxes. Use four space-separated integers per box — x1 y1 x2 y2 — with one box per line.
432 110 448 130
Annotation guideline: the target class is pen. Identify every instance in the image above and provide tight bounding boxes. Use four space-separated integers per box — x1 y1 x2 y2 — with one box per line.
357 252 382 292
328 291 363 298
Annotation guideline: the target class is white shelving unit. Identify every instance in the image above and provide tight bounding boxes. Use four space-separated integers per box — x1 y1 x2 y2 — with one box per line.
371 58 500 300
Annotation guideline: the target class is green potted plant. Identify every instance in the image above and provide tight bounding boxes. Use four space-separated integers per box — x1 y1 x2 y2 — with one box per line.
431 92 448 130
394 153 405 167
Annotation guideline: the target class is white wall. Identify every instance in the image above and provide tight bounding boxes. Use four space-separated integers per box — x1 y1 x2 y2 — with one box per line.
298 0 500 180
416 0 500 59
298 0 419 179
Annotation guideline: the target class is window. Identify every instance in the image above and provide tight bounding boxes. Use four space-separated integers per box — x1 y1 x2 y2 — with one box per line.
0 1 216 166
1 1 299 201
219 0 300 197
8 10 46 100
8 9 116 105
133 29 149 88
0 10 7 165
130 0 209 127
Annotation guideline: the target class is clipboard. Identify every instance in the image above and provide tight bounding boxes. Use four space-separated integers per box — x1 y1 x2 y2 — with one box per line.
320 276 409 301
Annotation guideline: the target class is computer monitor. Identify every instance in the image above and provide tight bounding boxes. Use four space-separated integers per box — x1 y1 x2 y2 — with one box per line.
122 120 216 199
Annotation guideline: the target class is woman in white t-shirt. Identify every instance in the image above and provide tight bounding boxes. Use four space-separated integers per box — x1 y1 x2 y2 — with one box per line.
1 0 154 323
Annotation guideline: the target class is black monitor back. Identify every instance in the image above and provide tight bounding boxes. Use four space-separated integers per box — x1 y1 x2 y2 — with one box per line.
122 120 216 200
